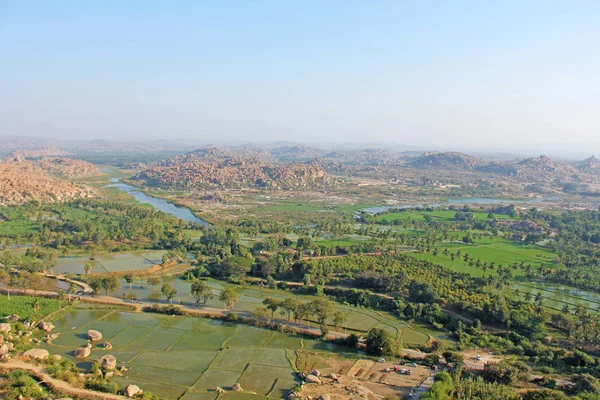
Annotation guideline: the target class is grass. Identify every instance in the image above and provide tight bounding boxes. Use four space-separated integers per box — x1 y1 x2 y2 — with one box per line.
375 210 513 223
0 295 64 320
408 237 556 278
43 307 312 399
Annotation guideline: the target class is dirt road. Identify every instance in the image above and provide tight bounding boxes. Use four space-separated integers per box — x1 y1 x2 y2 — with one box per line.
0 359 127 399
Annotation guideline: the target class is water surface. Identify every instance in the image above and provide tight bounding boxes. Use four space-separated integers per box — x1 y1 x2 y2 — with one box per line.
105 179 207 225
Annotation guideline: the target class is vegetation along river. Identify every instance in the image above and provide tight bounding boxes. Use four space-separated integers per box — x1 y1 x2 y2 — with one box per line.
105 178 207 225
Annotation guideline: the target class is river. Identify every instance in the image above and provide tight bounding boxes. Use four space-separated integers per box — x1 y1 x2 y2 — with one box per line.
104 178 207 225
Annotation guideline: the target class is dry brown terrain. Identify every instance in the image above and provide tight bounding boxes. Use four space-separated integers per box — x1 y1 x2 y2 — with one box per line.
0 158 95 205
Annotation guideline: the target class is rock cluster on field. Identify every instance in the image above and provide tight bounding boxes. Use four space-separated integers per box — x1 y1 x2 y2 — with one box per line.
87 330 103 341
38 321 55 332
0 323 11 333
99 355 117 370
74 343 92 358
125 384 141 397
23 348 49 360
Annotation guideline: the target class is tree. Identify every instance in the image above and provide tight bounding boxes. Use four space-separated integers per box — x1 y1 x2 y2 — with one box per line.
146 276 161 290
365 327 395 355
0 268 9 300
481 361 528 385
251 307 270 326
190 279 214 306
161 283 178 304
124 273 135 290
26 274 43 296
332 311 347 332
311 298 334 333
421 372 453 400
84 261 95 275
220 256 253 278
521 389 567 400
263 298 281 318
281 298 299 321
67 282 78 303
296 302 313 328
101 276 120 296
89 278 102 295
219 287 239 310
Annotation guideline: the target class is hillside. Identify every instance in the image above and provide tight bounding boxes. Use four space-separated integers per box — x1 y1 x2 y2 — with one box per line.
0 159 95 205
132 149 329 189
576 156 600 173
35 157 102 179
410 152 488 169
8 145 71 159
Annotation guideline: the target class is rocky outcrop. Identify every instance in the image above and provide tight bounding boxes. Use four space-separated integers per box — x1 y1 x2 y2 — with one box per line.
0 323 11 333
132 148 329 190
103 342 113 350
0 159 94 205
74 343 92 358
232 383 243 392
38 321 55 332
99 355 117 370
0 344 9 355
35 157 101 179
23 348 49 360
87 330 103 341
125 384 141 397
305 374 321 384
411 152 488 170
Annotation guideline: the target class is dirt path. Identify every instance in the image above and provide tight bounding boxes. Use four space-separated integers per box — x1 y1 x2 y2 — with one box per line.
0 359 127 399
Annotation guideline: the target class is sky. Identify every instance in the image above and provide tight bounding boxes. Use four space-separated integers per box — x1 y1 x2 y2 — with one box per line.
1 1 599 154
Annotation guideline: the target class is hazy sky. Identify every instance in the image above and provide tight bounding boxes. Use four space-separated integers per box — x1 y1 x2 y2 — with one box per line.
1 1 599 152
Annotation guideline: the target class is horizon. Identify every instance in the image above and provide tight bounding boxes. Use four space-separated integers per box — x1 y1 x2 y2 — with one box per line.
1 1 599 155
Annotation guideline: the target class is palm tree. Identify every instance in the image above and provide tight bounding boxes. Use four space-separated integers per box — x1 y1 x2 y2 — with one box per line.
561 304 570 315
67 282 77 303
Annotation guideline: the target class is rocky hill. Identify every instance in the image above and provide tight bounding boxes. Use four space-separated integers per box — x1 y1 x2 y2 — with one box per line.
411 152 488 170
0 159 95 205
35 157 102 179
510 156 582 182
132 149 329 189
575 156 600 173
8 145 71 159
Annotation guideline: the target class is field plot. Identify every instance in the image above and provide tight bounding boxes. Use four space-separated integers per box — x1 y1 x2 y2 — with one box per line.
507 282 600 313
411 239 555 278
52 250 166 275
374 210 513 224
114 277 430 345
43 308 349 399
0 295 63 319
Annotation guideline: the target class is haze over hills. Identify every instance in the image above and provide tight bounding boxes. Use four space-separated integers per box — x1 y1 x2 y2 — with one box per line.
2 135 599 160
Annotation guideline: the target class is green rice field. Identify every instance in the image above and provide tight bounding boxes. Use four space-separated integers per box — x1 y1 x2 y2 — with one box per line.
114 278 429 345
52 250 167 275
374 210 513 223
42 308 363 399
410 239 555 278
506 282 600 314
